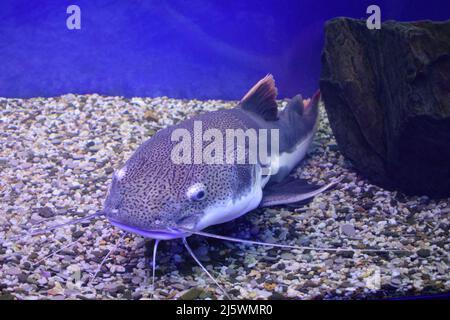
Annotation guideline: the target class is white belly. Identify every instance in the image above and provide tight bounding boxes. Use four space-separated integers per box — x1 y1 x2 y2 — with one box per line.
266 131 314 184
195 169 264 231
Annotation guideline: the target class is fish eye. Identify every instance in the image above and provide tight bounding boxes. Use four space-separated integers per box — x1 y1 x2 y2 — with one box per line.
186 183 207 201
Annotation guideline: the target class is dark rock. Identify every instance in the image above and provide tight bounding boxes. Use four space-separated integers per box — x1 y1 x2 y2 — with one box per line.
328 143 339 152
338 207 350 214
28 252 38 260
417 248 431 258
304 280 320 288
269 292 287 300
72 230 84 239
338 250 354 259
17 273 29 283
382 230 399 238
121 291 132 299
286 273 296 280
228 289 240 297
37 207 55 218
276 263 286 270
320 18 450 197
362 201 374 211
105 167 114 174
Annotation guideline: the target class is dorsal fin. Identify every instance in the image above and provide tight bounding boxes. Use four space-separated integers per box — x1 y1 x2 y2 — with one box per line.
239 74 278 121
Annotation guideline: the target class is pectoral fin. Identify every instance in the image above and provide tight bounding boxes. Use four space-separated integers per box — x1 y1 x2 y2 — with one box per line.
260 177 341 208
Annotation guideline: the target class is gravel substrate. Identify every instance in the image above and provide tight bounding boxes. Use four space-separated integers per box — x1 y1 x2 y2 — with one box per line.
0 94 449 300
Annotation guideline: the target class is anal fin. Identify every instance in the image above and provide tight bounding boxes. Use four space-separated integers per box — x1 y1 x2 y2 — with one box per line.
260 177 341 208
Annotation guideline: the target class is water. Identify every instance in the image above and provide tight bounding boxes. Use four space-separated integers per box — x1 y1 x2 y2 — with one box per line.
0 0 449 99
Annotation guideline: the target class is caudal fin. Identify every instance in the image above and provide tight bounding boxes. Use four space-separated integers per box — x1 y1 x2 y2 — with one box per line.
282 90 320 126
304 90 320 116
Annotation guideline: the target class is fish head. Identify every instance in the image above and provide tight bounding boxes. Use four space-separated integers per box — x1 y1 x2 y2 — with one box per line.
103 124 256 239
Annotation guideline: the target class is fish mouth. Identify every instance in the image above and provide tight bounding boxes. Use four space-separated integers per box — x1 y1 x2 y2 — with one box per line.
108 219 190 240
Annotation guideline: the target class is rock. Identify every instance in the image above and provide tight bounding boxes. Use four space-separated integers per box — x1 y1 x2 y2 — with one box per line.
269 292 287 300
132 292 143 300
263 282 277 291
390 278 402 287
28 252 38 260
37 207 55 218
320 18 450 197
51 139 62 145
17 273 29 283
72 230 84 239
6 267 22 276
105 167 114 174
417 248 431 258
340 224 356 237
338 250 354 259
225 268 237 277
103 283 125 294
179 288 204 300
0 157 8 167
277 263 286 270
280 252 295 260
47 282 64 296
143 110 159 122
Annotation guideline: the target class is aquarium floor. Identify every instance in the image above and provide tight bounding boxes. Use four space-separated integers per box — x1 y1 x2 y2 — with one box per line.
0 94 448 300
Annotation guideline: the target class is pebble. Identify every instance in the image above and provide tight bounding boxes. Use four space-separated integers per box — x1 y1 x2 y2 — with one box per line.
280 252 295 260
341 224 356 237
85 141 95 148
338 251 354 259
37 207 55 218
143 110 159 122
179 288 204 300
417 249 431 258
104 283 125 294
6 267 22 276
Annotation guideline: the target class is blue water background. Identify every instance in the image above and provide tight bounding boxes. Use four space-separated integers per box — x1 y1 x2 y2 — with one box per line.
0 0 449 99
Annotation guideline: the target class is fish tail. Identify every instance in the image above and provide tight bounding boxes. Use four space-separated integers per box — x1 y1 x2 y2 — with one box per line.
304 90 320 117
282 90 320 130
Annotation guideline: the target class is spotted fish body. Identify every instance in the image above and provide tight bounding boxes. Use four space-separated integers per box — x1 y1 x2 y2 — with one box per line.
104 75 321 239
